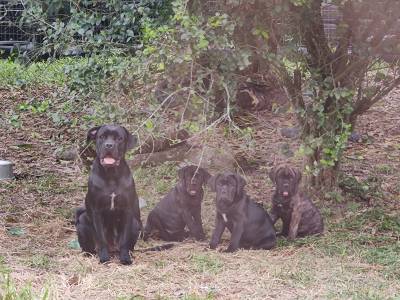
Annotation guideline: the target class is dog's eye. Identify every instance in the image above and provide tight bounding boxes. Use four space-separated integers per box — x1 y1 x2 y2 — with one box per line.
117 136 123 142
100 134 106 139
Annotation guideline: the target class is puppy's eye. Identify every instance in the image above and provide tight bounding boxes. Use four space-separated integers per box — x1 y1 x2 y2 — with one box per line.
117 136 123 142
100 134 106 139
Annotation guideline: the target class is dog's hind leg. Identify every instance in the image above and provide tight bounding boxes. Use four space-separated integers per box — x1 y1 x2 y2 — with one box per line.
258 235 277 250
144 210 177 241
76 211 96 255
143 211 156 241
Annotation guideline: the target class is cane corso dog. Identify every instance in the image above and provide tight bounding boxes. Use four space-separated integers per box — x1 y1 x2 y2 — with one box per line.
269 165 324 240
75 125 141 265
208 172 276 252
143 165 210 242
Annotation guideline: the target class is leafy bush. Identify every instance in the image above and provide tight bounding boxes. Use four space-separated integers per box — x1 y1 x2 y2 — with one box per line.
0 58 72 87
22 0 173 56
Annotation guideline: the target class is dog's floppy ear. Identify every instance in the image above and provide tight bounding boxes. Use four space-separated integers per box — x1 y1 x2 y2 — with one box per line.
199 168 211 185
123 127 138 150
234 174 246 198
292 167 302 184
178 166 189 182
87 126 101 143
207 174 219 192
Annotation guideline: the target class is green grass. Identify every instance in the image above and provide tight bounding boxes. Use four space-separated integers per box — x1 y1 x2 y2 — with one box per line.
190 254 223 274
374 164 395 175
0 58 77 87
134 161 179 208
26 175 78 196
27 255 53 271
0 257 50 300
182 293 215 300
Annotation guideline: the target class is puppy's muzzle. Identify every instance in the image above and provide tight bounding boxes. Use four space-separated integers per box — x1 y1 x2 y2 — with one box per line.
282 183 290 197
217 197 231 210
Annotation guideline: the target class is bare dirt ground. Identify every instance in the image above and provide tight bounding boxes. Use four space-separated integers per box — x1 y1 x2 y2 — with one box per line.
0 86 399 299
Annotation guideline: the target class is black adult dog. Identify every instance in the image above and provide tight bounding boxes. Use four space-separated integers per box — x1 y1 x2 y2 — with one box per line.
75 125 141 265
208 172 276 252
143 165 210 242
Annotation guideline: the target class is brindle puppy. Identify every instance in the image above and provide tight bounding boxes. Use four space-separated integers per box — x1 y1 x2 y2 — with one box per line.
143 165 210 242
209 172 276 252
269 165 324 240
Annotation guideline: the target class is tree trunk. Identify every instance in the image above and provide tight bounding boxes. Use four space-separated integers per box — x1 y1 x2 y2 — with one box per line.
306 148 340 190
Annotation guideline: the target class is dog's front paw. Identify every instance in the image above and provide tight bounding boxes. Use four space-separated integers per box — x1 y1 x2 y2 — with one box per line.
98 248 110 264
223 246 237 253
209 242 218 250
195 233 206 241
119 251 132 265
142 232 149 242
120 256 132 265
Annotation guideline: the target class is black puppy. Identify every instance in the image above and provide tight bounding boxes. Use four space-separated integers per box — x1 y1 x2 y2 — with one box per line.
75 125 141 265
208 172 276 252
143 165 210 242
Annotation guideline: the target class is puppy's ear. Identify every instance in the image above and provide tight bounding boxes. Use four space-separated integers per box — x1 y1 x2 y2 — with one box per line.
293 167 302 184
87 126 101 143
123 127 138 150
178 166 188 182
235 174 246 197
269 167 277 185
200 168 211 185
207 175 218 192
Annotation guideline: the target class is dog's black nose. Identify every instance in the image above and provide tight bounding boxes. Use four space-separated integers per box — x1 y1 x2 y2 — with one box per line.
105 143 114 149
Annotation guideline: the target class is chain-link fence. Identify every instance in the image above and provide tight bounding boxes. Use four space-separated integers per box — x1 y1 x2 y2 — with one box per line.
0 0 37 53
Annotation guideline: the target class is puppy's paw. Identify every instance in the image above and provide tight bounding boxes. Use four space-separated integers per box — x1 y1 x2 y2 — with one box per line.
195 233 206 241
142 232 149 242
98 248 110 264
209 242 218 250
99 256 110 264
223 246 237 253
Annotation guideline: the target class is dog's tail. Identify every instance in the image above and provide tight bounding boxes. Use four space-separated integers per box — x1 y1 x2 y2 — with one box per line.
75 206 86 225
138 243 175 252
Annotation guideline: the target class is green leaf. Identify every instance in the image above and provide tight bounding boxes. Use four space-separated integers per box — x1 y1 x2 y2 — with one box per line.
157 62 165 71
68 239 81 250
145 119 154 130
7 227 25 236
198 37 209 49
77 28 86 36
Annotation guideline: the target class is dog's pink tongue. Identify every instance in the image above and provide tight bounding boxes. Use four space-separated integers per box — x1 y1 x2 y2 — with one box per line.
103 157 116 165
283 191 289 196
